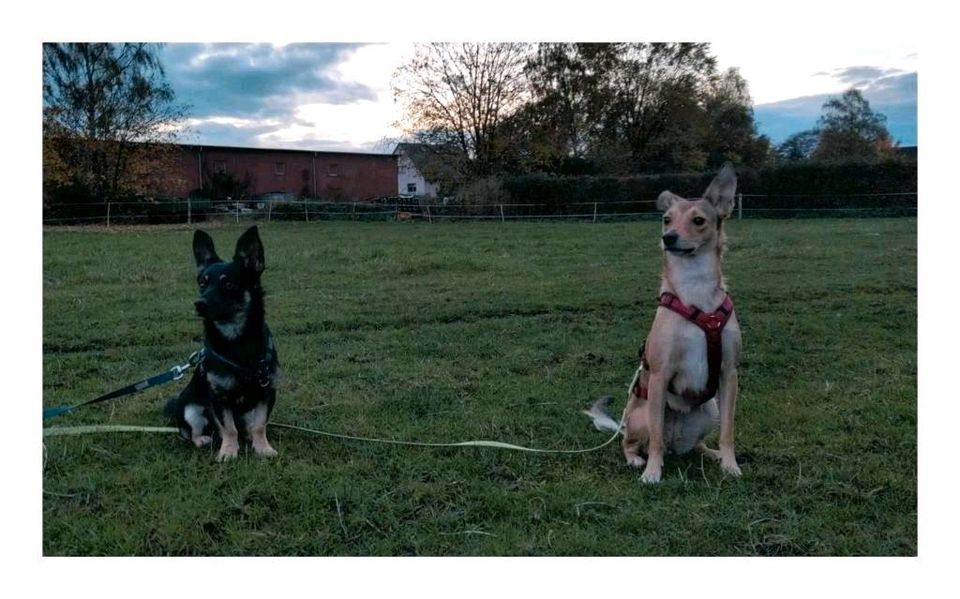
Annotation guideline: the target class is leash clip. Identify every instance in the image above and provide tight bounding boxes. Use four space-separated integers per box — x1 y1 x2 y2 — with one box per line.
170 364 188 381
188 349 204 366
171 350 203 381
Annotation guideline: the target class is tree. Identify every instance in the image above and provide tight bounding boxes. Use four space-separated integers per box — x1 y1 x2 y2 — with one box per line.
777 129 820 161
606 43 717 172
700 68 773 168
396 43 772 180
43 43 188 203
393 43 531 180
520 43 769 173
518 43 621 171
811 89 894 161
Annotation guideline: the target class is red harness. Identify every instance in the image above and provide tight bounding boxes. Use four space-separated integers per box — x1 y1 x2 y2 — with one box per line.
632 292 735 405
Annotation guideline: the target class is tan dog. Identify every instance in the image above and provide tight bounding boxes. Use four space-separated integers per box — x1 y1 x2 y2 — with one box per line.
587 163 742 483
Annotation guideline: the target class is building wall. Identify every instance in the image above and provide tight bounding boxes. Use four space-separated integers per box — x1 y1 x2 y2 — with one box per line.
173 145 398 201
397 154 438 197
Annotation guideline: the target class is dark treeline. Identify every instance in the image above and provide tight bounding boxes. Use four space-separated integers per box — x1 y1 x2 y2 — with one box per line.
394 43 915 208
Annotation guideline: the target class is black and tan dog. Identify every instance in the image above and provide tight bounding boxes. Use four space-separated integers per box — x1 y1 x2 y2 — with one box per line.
587 164 742 483
165 226 280 461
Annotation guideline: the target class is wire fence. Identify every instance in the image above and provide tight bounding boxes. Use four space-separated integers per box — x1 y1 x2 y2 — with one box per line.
41 192 918 226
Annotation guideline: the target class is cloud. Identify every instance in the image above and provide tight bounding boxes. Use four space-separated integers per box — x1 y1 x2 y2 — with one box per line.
164 43 376 119
162 43 388 149
177 119 283 147
754 71 916 145
818 65 904 87
864 71 917 104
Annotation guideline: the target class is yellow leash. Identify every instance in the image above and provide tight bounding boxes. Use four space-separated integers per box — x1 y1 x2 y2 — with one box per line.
42 419 623 455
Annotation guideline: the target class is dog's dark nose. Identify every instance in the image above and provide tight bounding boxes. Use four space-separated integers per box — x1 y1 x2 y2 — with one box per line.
662 232 679 247
194 299 208 318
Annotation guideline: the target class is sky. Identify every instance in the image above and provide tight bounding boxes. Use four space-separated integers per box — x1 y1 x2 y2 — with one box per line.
711 41 917 146
162 42 916 153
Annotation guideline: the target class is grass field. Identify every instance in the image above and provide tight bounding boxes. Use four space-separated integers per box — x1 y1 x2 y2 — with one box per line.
42 218 917 556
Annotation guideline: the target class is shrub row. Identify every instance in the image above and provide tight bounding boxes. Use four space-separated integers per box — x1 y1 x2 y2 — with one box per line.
493 159 918 215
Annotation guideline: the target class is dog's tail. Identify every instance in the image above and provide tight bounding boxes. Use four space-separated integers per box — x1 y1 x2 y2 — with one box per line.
582 396 623 434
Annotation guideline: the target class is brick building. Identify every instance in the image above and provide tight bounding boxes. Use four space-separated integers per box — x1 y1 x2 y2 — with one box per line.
173 144 398 202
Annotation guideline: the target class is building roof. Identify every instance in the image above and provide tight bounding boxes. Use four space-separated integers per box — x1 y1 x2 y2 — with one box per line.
179 143 396 159
393 142 437 169
393 142 462 182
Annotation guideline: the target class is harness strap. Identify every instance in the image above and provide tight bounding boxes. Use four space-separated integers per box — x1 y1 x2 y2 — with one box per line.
629 293 734 405
659 291 733 404
202 342 275 388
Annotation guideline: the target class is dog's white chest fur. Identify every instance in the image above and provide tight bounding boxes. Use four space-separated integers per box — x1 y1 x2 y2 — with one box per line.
205 371 238 395
666 321 710 411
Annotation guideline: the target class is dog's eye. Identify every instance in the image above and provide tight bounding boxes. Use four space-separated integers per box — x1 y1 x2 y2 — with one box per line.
663 217 671 225
199 275 209 288
693 217 706 226
224 280 235 290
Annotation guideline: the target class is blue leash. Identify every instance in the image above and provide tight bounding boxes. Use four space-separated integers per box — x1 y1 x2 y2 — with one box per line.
43 350 203 420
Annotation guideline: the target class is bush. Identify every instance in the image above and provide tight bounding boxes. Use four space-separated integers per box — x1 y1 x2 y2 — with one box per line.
495 159 917 217
457 177 510 216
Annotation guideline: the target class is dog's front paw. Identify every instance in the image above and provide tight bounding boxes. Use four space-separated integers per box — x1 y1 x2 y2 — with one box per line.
626 455 646 469
193 435 212 448
721 458 742 477
216 444 239 462
253 444 278 458
639 464 662 484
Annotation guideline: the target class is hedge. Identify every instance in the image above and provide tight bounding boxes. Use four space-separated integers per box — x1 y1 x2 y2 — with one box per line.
496 159 918 217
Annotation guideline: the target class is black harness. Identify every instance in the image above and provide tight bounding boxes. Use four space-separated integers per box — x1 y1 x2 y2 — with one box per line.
201 341 276 388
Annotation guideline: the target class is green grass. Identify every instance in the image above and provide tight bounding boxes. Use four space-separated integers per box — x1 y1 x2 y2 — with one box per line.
42 218 917 556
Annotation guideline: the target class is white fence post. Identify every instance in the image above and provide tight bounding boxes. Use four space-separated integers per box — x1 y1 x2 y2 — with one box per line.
593 202 598 223
106 202 111 227
425 204 432 223
737 193 743 220
235 201 240 224
267 201 272 222
304 199 309 222
499 204 505 223
187 197 192 225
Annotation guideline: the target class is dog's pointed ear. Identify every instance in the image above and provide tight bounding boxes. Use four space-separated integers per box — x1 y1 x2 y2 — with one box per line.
703 162 737 219
657 191 683 212
233 225 265 275
193 230 220 272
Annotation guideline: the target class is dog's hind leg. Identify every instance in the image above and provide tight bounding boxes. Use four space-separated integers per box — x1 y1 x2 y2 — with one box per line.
184 404 212 448
622 397 648 469
690 398 721 460
695 442 722 461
